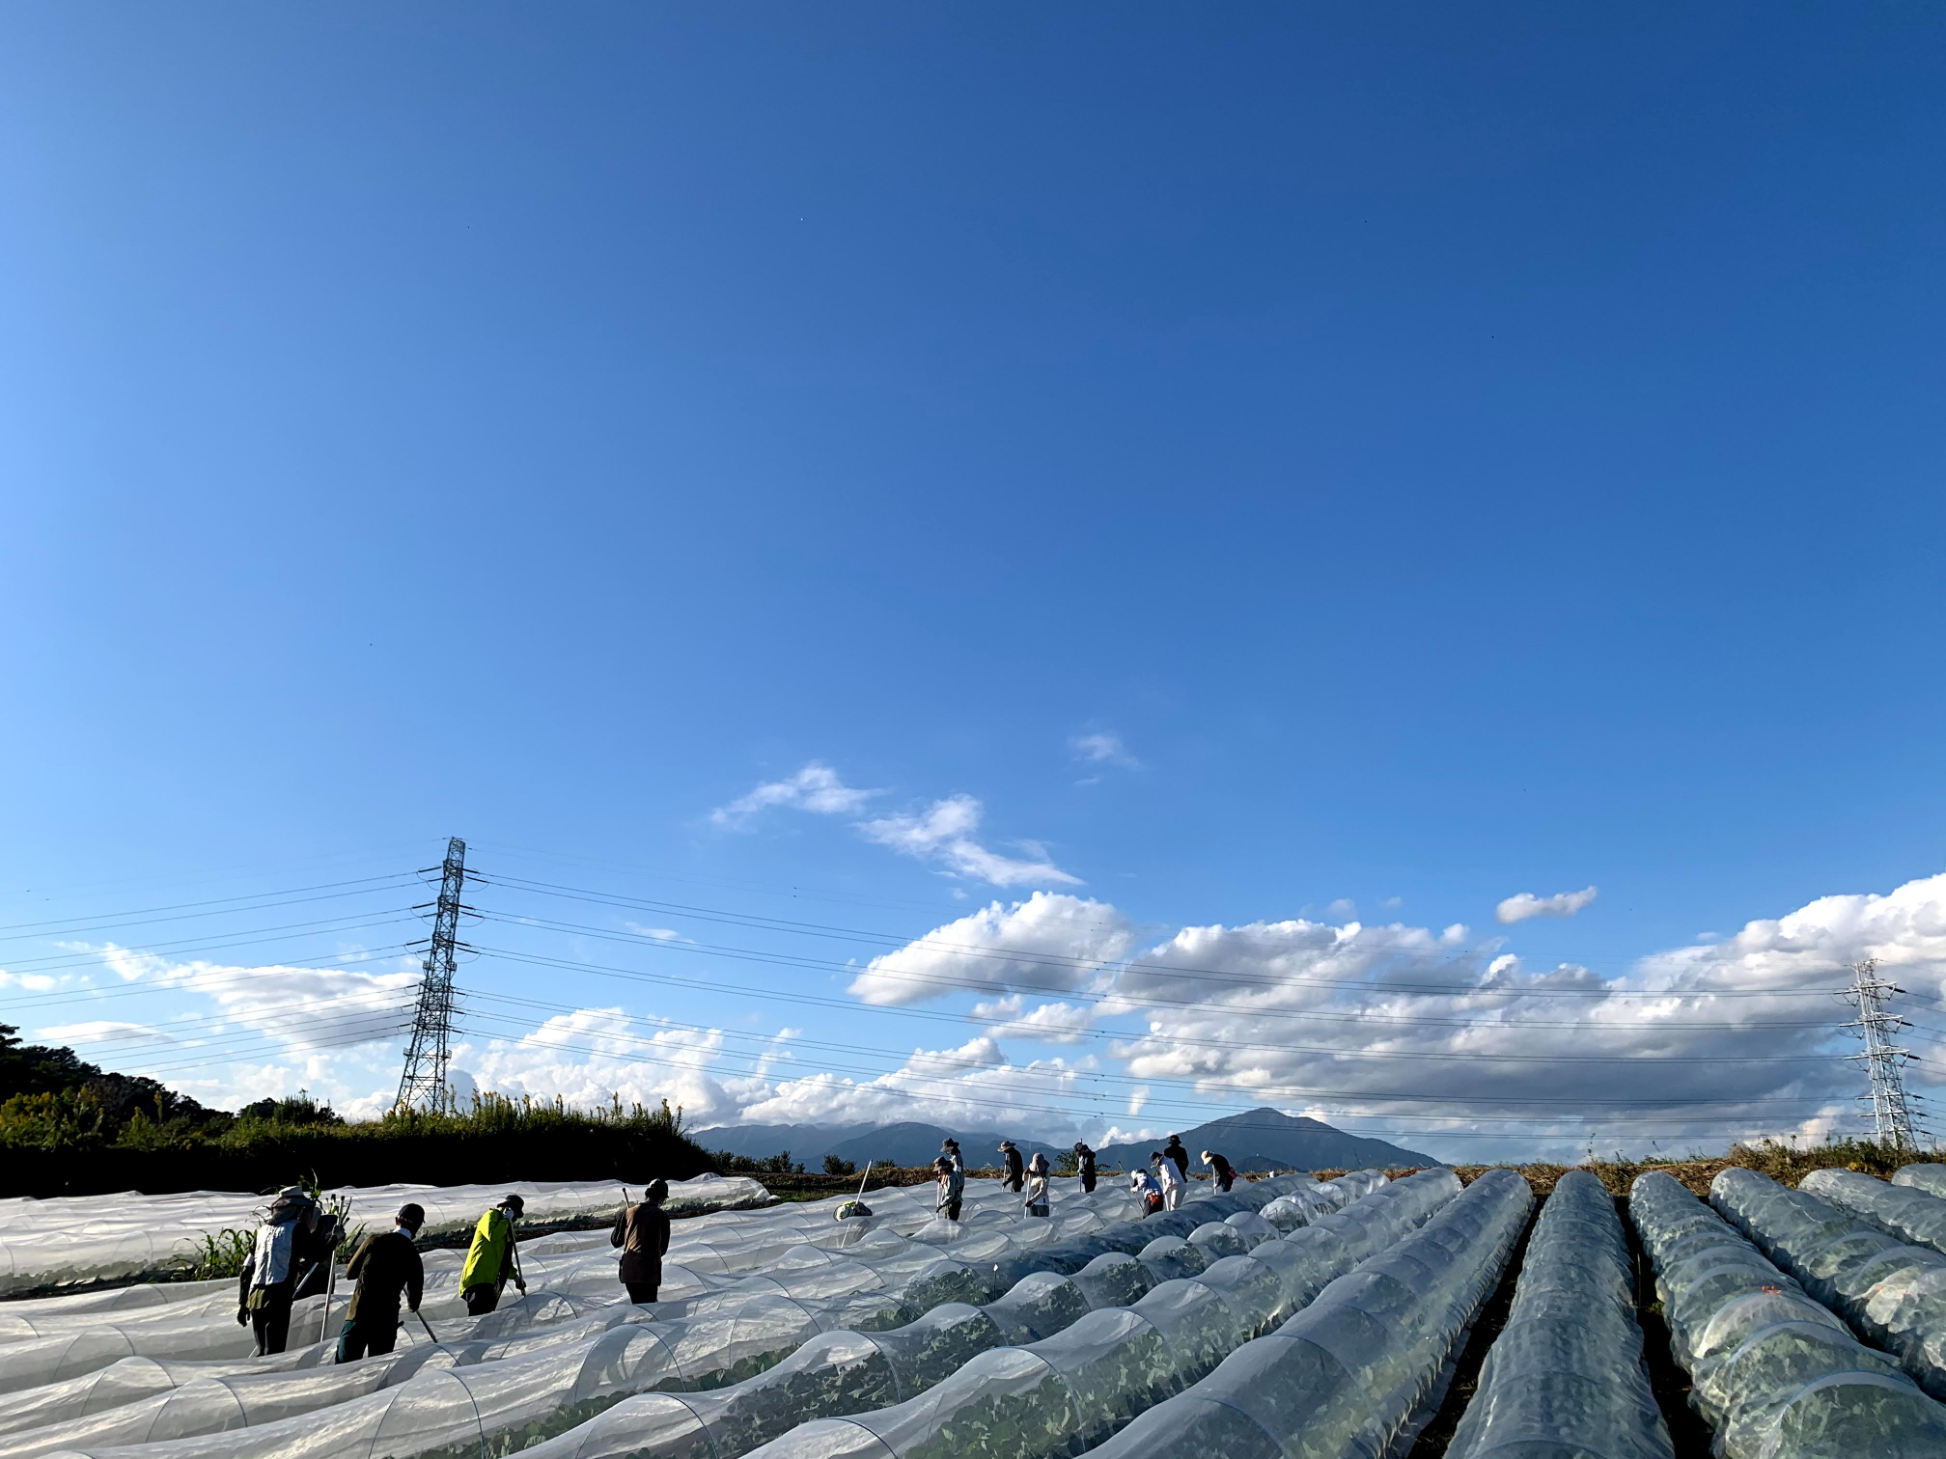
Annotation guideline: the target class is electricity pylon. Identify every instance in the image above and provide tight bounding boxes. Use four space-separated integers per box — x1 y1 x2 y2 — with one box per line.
395 837 470 1113
1838 956 1924 1149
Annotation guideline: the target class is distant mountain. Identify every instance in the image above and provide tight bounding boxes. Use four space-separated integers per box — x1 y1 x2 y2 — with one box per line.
695 1107 1435 1174
826 1122 1068 1170
692 1122 874 1164
694 1119 1067 1170
1093 1108 1437 1174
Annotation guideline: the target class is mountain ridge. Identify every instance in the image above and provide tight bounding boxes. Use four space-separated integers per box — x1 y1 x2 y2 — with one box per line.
695 1107 1437 1173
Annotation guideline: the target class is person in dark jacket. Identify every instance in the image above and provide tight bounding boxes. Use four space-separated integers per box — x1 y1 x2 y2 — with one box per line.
335 1204 426 1363
236 1187 332 1356
1201 1150 1237 1193
611 1180 672 1303
1162 1135 1191 1183
1072 1142 1097 1194
998 1139 1025 1193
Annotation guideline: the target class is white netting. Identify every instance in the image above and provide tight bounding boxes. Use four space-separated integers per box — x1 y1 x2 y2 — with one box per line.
1798 1167 1946 1256
1893 1165 1946 1199
1 1171 1336 1459
716 1169 1459 1459
1446 1168 1672 1459
1710 1167 1946 1401
1630 1169 1946 1458
0 1178 771 1298
1074 1167 1530 1459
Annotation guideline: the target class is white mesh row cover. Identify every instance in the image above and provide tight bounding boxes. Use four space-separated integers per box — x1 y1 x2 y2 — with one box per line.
1629 1170 1946 1458
6 1174 1333 1459
1710 1168 1946 1401
1443 1169 1672 1459
1893 1165 1946 1200
1013 1168 1533 1459
0 1176 1123 1395
1797 1168 1946 1258
0 1178 773 1298
551 1170 1459 1459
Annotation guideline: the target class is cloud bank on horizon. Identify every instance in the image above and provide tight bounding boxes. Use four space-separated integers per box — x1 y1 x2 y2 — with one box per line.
24 864 1946 1158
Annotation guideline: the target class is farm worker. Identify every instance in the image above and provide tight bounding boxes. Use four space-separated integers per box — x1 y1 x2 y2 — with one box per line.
1162 1135 1192 1183
335 1203 426 1362
1129 1167 1163 1216
932 1156 961 1221
1072 1142 1097 1194
459 1194 527 1315
998 1139 1025 1193
611 1180 672 1304
934 1155 965 1222
236 1186 330 1355
1202 1150 1237 1193
1024 1152 1051 1217
1153 1150 1186 1210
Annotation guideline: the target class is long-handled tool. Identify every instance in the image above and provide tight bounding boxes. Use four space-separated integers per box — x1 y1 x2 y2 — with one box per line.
417 1310 439 1344
317 1201 349 1346
855 1163 873 1201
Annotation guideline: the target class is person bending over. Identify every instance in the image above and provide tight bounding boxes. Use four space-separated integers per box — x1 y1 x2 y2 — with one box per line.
459 1194 527 1315
335 1203 426 1362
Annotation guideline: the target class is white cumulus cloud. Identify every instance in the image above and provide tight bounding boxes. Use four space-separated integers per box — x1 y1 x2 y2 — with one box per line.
849 892 1134 1006
712 762 877 827
1496 886 1599 924
857 795 1080 887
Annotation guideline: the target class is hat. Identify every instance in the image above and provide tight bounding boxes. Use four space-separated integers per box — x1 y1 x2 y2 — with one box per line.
1028 1153 1048 1172
397 1203 426 1230
646 1179 668 1202
1072 1142 1088 1153
499 1194 526 1216
999 1139 1016 1150
941 1137 959 1148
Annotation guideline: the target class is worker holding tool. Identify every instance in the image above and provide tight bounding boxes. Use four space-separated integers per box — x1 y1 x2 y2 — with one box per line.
610 1180 671 1303
235 1186 332 1356
335 1203 427 1362
459 1194 527 1315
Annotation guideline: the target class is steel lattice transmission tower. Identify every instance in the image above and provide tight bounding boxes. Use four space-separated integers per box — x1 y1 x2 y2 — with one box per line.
1838 956 1924 1149
395 837 472 1113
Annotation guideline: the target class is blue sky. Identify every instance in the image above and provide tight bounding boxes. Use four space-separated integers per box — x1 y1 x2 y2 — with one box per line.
2 5 1943 1161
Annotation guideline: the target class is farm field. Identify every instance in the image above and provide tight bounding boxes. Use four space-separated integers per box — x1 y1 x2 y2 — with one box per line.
6 1153 1946 1458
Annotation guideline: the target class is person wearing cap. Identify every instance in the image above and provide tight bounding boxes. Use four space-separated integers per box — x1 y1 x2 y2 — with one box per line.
1162 1135 1191 1184
335 1204 427 1362
1201 1150 1237 1193
236 1186 331 1356
459 1194 528 1315
1023 1152 1051 1217
1129 1165 1163 1216
611 1180 672 1303
1072 1141 1097 1194
998 1139 1025 1193
933 1154 964 1222
1152 1149 1186 1210
940 1138 964 1176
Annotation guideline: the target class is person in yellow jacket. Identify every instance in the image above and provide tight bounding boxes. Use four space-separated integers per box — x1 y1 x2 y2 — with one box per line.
459 1193 527 1315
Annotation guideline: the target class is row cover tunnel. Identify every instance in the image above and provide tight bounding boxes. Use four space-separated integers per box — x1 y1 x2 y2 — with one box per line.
11 1160 1946 1457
